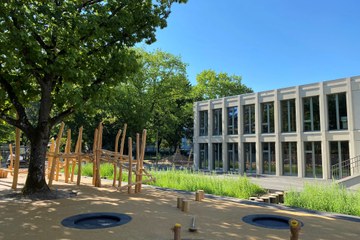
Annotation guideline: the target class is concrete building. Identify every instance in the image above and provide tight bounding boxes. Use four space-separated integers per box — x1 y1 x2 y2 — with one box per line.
193 76 360 179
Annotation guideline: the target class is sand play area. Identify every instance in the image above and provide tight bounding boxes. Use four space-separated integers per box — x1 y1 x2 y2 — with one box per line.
0 175 359 240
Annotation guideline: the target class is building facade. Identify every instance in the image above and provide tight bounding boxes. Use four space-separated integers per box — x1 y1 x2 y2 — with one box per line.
193 76 360 179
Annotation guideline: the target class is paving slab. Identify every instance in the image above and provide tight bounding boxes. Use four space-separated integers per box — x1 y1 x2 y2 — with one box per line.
0 175 359 240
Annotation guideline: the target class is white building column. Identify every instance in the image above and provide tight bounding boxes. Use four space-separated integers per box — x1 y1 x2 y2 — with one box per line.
320 81 329 179
193 102 199 170
222 99 228 172
255 93 261 174
274 90 282 176
208 101 213 171
295 86 303 178
238 95 244 175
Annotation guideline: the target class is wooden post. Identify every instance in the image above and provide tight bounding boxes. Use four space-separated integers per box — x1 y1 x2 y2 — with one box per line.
8 144 13 171
127 137 132 194
195 191 201 201
182 200 190 212
76 126 83 185
95 123 103 187
49 122 65 187
275 191 284 203
92 128 98 185
70 137 79 183
135 133 140 193
47 139 55 178
172 223 181 240
64 129 71 183
289 219 301 240
138 129 147 192
113 129 121 187
118 124 127 187
11 128 21 190
177 197 184 209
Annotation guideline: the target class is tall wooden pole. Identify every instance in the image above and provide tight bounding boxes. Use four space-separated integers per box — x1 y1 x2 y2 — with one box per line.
138 129 147 192
113 129 121 187
127 137 132 194
76 126 83 185
92 128 98 185
118 123 127 187
64 129 71 183
49 122 65 187
135 133 140 193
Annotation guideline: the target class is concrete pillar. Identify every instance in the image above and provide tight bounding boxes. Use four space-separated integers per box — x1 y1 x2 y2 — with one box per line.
274 89 282 176
255 93 261 174
208 101 213 171
295 86 303 178
222 99 227 172
193 102 199 170
319 82 329 179
238 95 244 175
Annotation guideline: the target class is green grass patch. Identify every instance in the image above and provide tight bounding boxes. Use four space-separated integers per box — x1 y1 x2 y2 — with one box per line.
75 164 265 199
284 183 360 216
147 170 266 199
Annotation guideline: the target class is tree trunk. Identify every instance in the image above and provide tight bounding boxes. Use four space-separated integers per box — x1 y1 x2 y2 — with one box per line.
22 125 51 195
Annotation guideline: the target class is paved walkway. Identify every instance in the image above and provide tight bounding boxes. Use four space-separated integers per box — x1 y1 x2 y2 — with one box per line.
245 175 333 191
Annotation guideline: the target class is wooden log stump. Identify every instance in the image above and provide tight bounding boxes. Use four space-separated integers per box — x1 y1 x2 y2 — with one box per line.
198 190 205 200
195 191 202 201
269 195 277 204
289 219 301 240
181 200 190 212
172 223 181 240
270 194 280 204
260 196 270 203
275 191 284 203
177 197 184 209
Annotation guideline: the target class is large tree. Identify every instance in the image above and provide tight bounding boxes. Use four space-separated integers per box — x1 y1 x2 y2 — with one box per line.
193 69 253 100
0 0 186 195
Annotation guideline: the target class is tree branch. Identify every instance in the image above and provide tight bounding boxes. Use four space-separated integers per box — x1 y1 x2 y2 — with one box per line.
49 107 75 127
78 0 105 13
0 74 32 132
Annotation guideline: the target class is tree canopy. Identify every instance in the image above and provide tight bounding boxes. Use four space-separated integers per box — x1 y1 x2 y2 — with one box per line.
0 0 187 195
192 70 253 100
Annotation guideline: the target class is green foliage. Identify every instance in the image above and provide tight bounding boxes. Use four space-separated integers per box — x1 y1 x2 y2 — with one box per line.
65 49 193 151
193 69 253 100
285 183 360 216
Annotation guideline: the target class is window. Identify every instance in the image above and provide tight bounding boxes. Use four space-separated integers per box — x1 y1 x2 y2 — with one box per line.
199 143 208 169
228 143 238 171
303 96 320 131
304 141 322 178
262 142 276 174
199 111 208 136
261 102 274 133
227 107 238 135
282 142 297 176
281 99 296 132
244 104 255 134
330 141 350 179
212 109 222 136
213 143 222 170
328 93 347 130
244 143 256 174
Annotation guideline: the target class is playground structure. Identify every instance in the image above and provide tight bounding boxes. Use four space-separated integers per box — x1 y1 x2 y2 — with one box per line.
0 122 155 193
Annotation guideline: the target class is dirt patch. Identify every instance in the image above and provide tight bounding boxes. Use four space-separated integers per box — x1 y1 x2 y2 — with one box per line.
0 189 78 201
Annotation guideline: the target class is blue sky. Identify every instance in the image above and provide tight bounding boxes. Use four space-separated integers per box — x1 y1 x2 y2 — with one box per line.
141 0 360 92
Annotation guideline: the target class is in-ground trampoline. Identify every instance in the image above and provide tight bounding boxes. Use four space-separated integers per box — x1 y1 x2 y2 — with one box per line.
242 214 304 230
61 212 132 230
